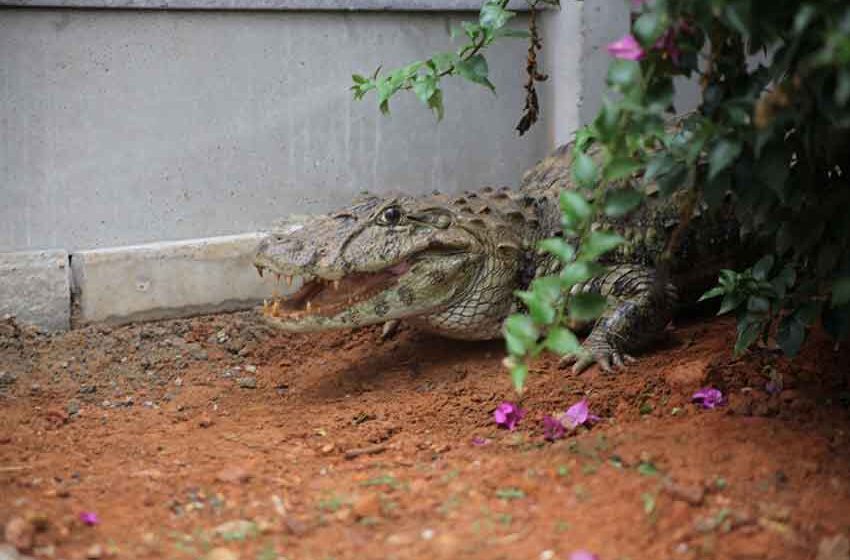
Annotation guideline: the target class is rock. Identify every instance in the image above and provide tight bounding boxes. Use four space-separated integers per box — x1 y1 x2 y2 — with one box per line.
198 415 214 428
237 377 257 389
244 365 257 373
352 493 381 520
66 400 81 416
205 547 239 560
78 385 97 394
0 544 34 560
663 479 705 506
85 544 104 559
215 465 251 484
817 534 850 560
4 517 33 552
0 372 17 388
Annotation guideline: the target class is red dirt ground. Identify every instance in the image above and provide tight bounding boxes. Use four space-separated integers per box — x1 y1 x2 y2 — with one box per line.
1 312 849 560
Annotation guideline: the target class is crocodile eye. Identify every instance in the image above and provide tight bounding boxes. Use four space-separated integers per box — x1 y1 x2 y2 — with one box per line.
379 206 403 226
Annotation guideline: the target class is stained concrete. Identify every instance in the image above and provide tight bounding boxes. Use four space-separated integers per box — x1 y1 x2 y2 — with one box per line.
0 8 547 253
0 250 71 332
69 233 287 325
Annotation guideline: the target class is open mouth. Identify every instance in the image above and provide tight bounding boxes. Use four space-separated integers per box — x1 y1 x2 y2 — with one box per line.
256 261 412 319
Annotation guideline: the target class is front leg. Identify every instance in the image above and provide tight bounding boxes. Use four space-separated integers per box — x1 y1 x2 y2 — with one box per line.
562 265 677 373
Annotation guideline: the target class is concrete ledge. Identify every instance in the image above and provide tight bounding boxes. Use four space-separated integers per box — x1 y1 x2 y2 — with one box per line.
71 233 282 325
0 250 71 333
0 0 532 10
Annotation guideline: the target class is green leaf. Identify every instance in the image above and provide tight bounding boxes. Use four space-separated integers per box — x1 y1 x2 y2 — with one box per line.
516 291 556 325
751 255 774 281
544 327 582 356
431 52 457 74
504 314 538 356
560 261 605 288
777 316 805 357
428 88 445 120
792 4 817 34
480 2 514 30
539 238 576 263
708 139 743 181
657 163 688 196
532 276 563 303
412 74 438 106
699 286 726 302
580 231 625 261
455 54 495 92
734 319 762 355
832 277 850 306
559 191 592 226
351 74 367 84
604 188 643 217
568 293 608 322
747 295 770 314
571 152 598 189
633 11 666 46
604 157 643 181
510 362 528 393
718 292 745 315
644 153 676 183
607 60 641 88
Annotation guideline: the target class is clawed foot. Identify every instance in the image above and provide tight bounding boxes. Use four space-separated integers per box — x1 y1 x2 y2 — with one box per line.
380 320 401 341
559 345 636 374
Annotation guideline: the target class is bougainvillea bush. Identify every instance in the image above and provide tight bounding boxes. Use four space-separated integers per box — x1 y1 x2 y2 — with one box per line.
356 0 850 391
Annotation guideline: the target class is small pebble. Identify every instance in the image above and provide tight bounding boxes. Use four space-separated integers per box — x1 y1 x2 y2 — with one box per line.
237 377 257 389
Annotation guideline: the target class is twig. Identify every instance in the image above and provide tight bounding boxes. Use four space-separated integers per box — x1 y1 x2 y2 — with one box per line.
344 443 389 460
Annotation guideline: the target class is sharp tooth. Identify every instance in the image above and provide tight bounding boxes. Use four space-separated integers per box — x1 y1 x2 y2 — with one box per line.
275 273 281 283
306 300 312 312
263 299 268 312
286 275 293 287
255 265 264 278
333 280 340 291
271 300 280 316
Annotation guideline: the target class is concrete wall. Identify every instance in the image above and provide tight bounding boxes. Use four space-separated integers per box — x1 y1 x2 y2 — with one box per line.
0 7 547 253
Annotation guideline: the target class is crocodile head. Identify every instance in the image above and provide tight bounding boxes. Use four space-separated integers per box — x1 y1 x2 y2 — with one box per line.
254 189 533 339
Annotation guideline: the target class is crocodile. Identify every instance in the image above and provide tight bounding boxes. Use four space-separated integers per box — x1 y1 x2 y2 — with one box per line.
254 140 741 372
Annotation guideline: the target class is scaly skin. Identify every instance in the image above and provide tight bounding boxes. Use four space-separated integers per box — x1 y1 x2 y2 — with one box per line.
254 140 740 371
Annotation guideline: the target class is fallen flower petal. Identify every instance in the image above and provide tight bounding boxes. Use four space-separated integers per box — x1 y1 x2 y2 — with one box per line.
79 511 99 526
493 401 524 431
570 551 600 560
692 387 725 409
564 398 590 428
543 415 566 441
607 34 645 61
471 436 490 447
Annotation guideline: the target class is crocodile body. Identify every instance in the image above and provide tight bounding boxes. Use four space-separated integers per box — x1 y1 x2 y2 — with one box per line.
254 141 741 370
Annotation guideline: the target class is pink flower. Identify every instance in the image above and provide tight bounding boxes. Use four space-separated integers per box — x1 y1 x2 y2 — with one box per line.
570 551 600 560
564 399 590 428
493 401 524 431
692 387 725 409
543 415 566 441
79 511 99 526
654 28 682 64
606 34 645 61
